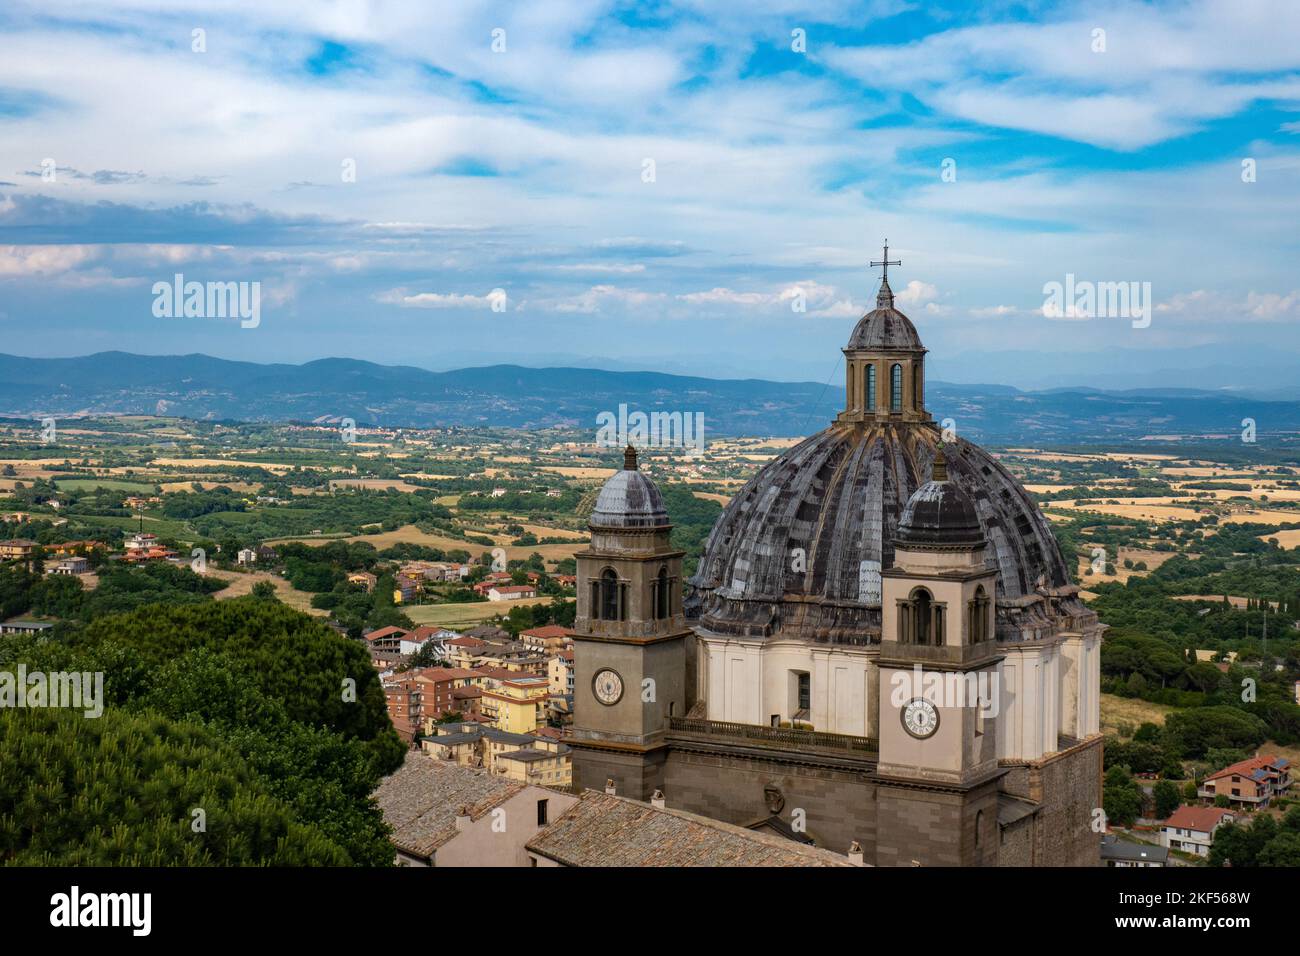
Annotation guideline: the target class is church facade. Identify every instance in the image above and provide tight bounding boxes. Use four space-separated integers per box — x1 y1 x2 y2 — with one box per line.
566 251 1104 866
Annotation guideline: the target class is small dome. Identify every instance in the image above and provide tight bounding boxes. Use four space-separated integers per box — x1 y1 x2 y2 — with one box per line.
845 279 924 351
590 446 669 529
896 453 986 550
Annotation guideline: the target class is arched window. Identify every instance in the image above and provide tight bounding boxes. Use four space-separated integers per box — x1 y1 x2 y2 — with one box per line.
969 585 991 644
866 364 876 410
890 363 903 411
901 586 939 645
599 568 620 621
913 588 932 644
653 565 671 620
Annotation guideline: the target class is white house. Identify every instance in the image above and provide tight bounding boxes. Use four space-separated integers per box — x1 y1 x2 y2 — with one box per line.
488 585 537 602
1159 805 1235 857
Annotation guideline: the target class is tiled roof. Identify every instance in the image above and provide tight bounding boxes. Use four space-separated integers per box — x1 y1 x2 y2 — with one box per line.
365 625 409 642
1163 806 1234 832
521 625 570 640
525 790 853 867
373 753 523 858
1205 755 1284 782
1099 835 1168 864
448 636 488 647
497 747 566 763
408 666 477 683
426 724 537 747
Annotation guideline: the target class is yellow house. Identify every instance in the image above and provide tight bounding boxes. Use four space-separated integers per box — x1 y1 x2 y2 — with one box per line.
481 676 550 734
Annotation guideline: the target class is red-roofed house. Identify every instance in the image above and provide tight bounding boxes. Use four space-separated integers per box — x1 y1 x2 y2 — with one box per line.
519 624 571 653
1199 755 1291 807
1159 806 1235 857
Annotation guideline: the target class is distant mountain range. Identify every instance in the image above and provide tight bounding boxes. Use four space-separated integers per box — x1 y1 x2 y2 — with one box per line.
2 351 1297 443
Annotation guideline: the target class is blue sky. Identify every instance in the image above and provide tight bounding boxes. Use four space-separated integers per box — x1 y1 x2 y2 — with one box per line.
2 0 1299 389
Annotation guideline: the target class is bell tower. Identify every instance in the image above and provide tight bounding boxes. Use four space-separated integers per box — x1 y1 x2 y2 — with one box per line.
875 446 1002 865
567 445 692 800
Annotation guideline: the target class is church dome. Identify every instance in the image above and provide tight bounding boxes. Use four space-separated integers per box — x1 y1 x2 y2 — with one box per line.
590 445 669 529
687 427 1074 642
895 449 986 550
685 244 1082 644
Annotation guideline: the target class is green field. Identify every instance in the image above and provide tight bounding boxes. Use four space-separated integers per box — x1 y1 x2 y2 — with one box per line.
403 596 572 629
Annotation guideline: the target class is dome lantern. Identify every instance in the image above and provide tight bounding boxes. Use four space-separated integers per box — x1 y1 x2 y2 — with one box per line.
837 240 930 426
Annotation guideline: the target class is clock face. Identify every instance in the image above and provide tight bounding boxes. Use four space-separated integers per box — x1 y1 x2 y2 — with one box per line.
592 668 624 706
901 698 939 739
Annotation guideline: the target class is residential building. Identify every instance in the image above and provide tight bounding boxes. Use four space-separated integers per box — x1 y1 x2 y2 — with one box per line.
121 544 178 563
394 574 420 604
52 556 89 575
0 539 37 560
1159 805 1235 857
1199 755 1292 807
520 624 571 654
237 548 257 565
374 753 578 866
548 648 574 719
46 540 107 556
487 584 537 602
412 666 481 719
125 532 158 552
1100 835 1167 868
480 675 550 733
0 620 55 635
347 571 377 592
421 723 571 787
364 625 411 654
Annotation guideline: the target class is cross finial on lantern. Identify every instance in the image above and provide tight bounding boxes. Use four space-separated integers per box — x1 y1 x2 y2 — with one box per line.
870 239 901 284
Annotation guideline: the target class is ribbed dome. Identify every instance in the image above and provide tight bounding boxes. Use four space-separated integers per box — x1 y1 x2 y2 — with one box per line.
590 446 669 529
686 424 1079 643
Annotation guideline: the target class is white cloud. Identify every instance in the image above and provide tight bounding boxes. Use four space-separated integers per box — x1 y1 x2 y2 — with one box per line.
1155 289 1300 323
550 285 667 313
894 280 939 307
553 263 646 274
376 288 506 310
0 244 99 277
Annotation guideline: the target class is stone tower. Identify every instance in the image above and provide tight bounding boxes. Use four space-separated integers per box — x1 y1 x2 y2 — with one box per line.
876 447 1003 865
567 445 692 800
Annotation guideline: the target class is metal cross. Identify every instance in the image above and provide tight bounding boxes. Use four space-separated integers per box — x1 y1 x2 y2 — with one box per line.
870 240 901 283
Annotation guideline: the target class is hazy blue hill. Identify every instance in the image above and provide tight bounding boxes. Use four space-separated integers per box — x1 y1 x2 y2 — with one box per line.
1 351 1298 442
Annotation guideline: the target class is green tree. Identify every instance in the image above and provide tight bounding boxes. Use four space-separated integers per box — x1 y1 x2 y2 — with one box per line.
1153 781 1181 819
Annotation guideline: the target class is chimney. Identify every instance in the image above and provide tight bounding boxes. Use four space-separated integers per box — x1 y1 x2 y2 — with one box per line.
604 778 617 796
847 840 865 866
455 805 472 831
651 789 665 809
